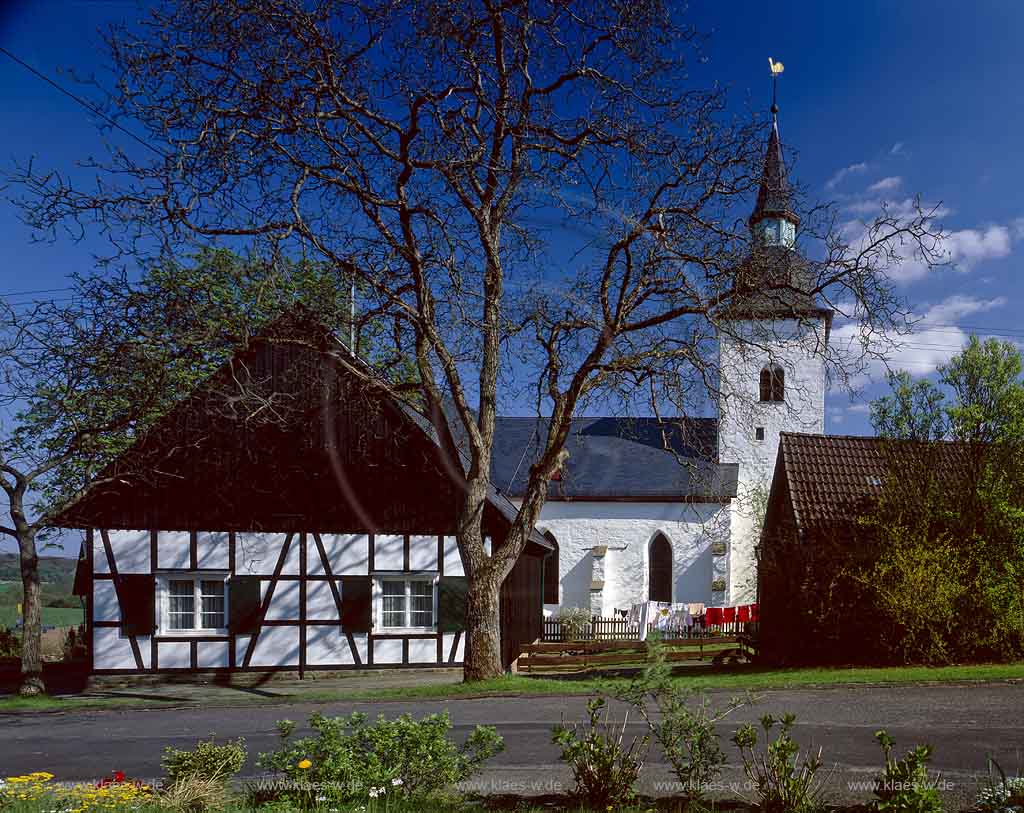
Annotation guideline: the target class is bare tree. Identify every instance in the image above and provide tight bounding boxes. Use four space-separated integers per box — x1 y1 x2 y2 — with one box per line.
10 0 943 679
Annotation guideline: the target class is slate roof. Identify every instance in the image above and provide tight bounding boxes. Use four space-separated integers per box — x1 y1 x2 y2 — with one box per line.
719 246 833 325
775 432 976 530
749 119 798 228
490 416 738 501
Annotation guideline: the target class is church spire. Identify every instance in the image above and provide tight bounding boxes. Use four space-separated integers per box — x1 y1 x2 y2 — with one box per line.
750 58 799 244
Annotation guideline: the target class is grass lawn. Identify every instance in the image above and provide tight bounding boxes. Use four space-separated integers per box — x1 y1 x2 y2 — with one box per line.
1 660 1022 713
0 605 83 628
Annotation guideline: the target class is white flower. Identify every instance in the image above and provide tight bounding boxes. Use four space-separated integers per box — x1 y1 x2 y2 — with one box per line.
368 788 379 799
391 778 403 787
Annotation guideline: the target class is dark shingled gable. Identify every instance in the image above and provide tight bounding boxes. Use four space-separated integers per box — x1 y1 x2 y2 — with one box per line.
775 432 977 530
491 416 738 501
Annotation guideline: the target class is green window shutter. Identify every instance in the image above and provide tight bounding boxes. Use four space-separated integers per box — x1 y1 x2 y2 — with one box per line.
438 576 469 633
118 574 155 636
340 576 372 632
228 576 263 634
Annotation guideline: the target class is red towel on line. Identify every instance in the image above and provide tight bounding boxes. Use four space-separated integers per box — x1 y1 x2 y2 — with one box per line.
723 607 736 623
737 605 751 623
750 603 759 622
705 607 724 625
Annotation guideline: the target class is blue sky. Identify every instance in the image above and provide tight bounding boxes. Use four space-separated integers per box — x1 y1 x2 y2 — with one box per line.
2 0 1023 441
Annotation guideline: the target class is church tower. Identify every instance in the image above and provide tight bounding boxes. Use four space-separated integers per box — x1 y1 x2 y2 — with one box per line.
717 102 833 605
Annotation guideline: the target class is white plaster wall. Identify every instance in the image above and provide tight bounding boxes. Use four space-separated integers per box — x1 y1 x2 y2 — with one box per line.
236 533 299 576
157 531 191 570
307 627 366 666
374 535 405 570
443 632 465 662
443 537 464 576
249 625 300 667
105 530 151 573
408 638 437 663
373 638 403 664
531 500 729 613
93 628 150 670
264 580 300 621
409 536 439 571
196 640 229 669
309 534 369 576
306 580 340 620
93 581 120 622
196 532 229 569
717 317 827 604
159 640 191 669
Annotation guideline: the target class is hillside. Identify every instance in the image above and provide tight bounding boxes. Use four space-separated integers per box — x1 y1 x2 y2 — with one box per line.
0 552 78 584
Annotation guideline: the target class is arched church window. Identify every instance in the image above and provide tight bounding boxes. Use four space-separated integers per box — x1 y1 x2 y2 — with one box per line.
543 531 559 604
759 364 785 403
648 533 672 603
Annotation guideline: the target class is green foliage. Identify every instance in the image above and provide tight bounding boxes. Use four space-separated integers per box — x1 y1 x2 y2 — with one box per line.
162 736 247 792
556 606 591 639
0 626 21 658
551 697 647 809
870 730 942 813
732 713 825 813
870 371 947 442
256 710 503 807
766 336 1024 666
606 637 747 801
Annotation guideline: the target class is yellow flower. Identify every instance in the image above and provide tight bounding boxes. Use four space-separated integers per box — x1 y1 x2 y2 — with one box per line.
297 758 312 770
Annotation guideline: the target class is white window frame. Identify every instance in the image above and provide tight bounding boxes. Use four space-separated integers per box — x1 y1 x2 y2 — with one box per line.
373 575 438 633
157 573 229 635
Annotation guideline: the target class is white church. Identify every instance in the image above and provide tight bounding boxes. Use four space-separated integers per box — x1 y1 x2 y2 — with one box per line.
493 110 833 616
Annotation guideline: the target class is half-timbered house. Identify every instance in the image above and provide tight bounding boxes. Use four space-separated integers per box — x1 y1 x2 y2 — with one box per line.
60 309 550 675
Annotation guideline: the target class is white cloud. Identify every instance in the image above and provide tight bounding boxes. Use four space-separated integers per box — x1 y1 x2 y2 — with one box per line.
847 403 871 414
825 161 869 190
890 142 907 156
840 189 1012 283
830 294 1008 386
944 225 1012 269
867 176 902 193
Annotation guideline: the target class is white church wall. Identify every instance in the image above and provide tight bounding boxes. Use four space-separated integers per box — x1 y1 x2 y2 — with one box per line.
529 500 729 614
717 316 827 604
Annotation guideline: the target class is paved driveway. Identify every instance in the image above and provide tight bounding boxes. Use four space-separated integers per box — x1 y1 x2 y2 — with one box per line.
3 683 1022 809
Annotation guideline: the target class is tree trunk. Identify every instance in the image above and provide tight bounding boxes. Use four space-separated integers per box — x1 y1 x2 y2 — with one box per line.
462 570 504 681
18 528 45 696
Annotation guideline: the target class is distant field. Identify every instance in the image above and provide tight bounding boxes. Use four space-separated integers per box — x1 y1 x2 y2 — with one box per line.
0 606 83 629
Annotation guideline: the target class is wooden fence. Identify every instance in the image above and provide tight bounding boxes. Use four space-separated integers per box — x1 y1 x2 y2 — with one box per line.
517 635 746 674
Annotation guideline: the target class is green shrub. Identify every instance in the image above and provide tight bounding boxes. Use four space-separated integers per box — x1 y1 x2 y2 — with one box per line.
257 710 503 808
161 736 247 792
556 606 591 639
608 637 748 802
870 730 942 813
552 696 648 809
0 626 20 658
732 713 825 813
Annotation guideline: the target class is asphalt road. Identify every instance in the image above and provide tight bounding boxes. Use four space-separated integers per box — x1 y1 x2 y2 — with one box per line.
3 683 1022 808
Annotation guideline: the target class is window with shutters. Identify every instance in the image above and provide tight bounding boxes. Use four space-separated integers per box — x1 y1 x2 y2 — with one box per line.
376 577 437 631
158 574 228 634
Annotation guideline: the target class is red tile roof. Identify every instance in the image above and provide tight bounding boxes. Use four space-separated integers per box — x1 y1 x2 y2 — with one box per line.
777 432 977 529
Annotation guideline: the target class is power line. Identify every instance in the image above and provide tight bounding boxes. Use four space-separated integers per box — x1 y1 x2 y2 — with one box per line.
0 46 168 161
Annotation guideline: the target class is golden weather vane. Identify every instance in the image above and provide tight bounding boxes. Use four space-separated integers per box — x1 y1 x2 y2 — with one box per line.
768 57 784 116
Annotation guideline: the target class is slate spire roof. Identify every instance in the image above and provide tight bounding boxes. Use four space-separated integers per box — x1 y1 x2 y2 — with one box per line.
749 116 799 230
